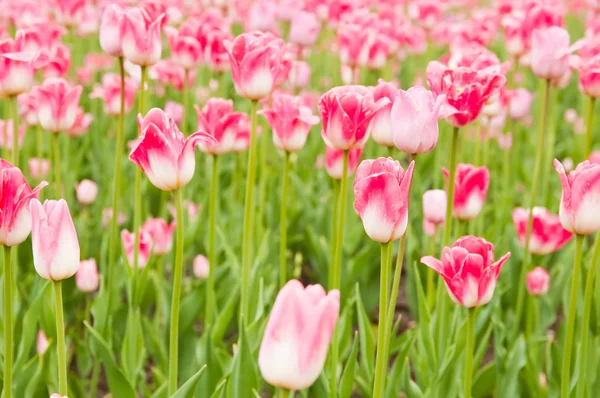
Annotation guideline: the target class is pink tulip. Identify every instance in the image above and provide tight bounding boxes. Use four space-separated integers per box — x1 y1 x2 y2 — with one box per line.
99 4 125 57
289 11 321 47
512 207 572 255
337 23 375 68
325 146 362 180
289 61 311 89
142 218 175 256
35 77 83 133
531 27 572 80
102 208 126 229
193 254 210 279
76 258 99 293
258 280 339 390
18 89 40 126
149 60 193 91
497 133 513 150
0 30 49 96
121 8 164 66
564 108 578 124
194 98 246 155
0 161 47 246
164 25 203 70
391 86 457 154
75 179 98 205
354 158 415 243
319 85 389 150
43 43 71 79
90 73 137 116
28 158 50 179
0 119 25 150
36 330 49 355
443 163 490 221
130 108 216 191
259 94 320 152
224 32 286 100
369 80 397 147
205 28 232 73
121 229 152 269
247 0 279 33
423 189 447 226
30 199 80 281
53 0 85 28
508 88 534 120
232 115 252 153
165 101 184 127
571 53 600 98
554 159 600 235
527 266 550 296
67 108 93 137
408 0 442 29
421 236 511 308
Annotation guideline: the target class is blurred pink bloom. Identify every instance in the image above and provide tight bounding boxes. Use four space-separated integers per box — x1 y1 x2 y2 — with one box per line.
164 25 203 70
90 73 137 116
205 28 232 73
142 218 175 256
247 0 279 33
0 30 49 96
165 101 184 127
423 189 447 226
289 61 311 89
289 11 321 47
75 179 98 205
531 26 572 80
497 133 513 150
121 229 152 269
0 119 25 150
43 43 71 79
195 98 246 155
527 266 550 296
18 89 40 126
121 7 164 66
76 259 99 293
325 146 362 180
370 80 397 148
193 254 210 279
36 77 83 133
443 163 490 221
29 158 50 179
513 207 572 255
508 88 534 120
52 0 86 28
150 60 193 91
100 4 125 57
36 330 49 355
67 108 93 137
102 208 126 229
564 108 578 124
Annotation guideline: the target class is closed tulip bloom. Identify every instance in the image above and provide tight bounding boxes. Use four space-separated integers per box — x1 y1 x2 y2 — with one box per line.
531 27 572 80
370 80 397 147
18 89 40 126
554 159 600 235
37 330 49 355
289 60 311 89
423 189 447 225
289 11 321 47
36 77 83 133
0 119 25 150
193 254 209 279
142 218 175 255
319 85 389 150
512 207 572 255
508 88 534 120
354 158 415 242
30 199 80 281
527 266 550 296
121 8 164 66
28 158 50 179
444 163 490 221
194 98 245 155
75 179 98 205
571 53 600 98
121 229 152 269
75 258 99 292
258 280 340 390
224 32 286 100
164 26 203 70
421 236 511 308
259 94 320 152
0 160 47 246
130 108 217 191
99 4 125 57
325 146 362 180
0 30 49 96
391 86 457 154
90 73 137 116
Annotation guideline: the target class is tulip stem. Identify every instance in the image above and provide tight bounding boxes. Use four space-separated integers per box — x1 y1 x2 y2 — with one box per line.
385 233 406 360
278 388 291 398
240 99 259 325
561 234 584 397
576 232 600 398
54 280 68 395
3 247 12 398
52 133 62 198
9 95 18 166
168 188 185 395
512 79 550 339
280 152 290 287
465 307 475 398
373 241 393 397
133 66 147 283
585 96 596 159
426 237 436 309
206 155 218 325
329 179 340 289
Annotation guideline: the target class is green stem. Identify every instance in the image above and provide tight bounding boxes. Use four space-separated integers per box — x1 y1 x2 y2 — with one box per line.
387 146 394 158
54 280 68 395
280 152 290 287
575 233 600 398
3 247 12 398
373 242 393 397
89 360 100 398
426 237 436 309
168 188 185 395
329 180 340 289
2 98 8 159
465 308 475 398
206 155 218 325
561 234 585 398
385 233 406 363
9 95 18 166
53 133 62 197
240 100 259 324
133 66 147 281
278 388 291 398
585 96 596 159
512 79 550 338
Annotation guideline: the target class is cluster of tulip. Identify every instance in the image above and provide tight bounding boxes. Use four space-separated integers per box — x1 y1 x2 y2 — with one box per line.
2 0 600 397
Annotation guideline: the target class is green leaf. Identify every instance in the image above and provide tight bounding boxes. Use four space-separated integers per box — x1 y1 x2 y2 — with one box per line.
121 308 146 384
170 365 206 398
211 289 239 345
340 332 359 398
496 336 526 398
210 379 227 398
472 361 497 398
14 281 50 370
354 283 375 380
226 321 259 398
84 321 136 398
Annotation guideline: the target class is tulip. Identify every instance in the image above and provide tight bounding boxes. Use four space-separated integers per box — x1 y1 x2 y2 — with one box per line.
67 108 93 137
289 11 321 47
319 85 389 150
35 78 83 133
497 133 513 150
369 80 397 148
121 229 152 269
142 218 175 256
164 26 203 70
554 159 600 235
258 280 339 391
0 30 49 96
423 189 447 226
353 158 415 243
99 4 125 57
90 73 137 116
508 88 534 121
28 158 50 179
526 266 550 296
75 259 99 293
289 61 311 90
18 89 40 126
194 98 246 155
193 254 210 279
259 94 320 152
512 207 572 255
421 235 511 308
337 23 375 69
102 208 126 229
531 27 572 81
325 146 362 180
443 163 490 221
121 8 164 67
224 32 286 100
0 120 25 150
130 108 216 191
75 179 98 205
391 86 457 154
43 43 71 79
205 28 232 73
30 199 80 281
36 330 50 355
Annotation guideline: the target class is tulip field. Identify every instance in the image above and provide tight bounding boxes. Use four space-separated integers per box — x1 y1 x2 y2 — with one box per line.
3 0 600 397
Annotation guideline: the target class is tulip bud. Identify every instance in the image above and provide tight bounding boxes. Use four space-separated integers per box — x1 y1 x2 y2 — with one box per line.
37 330 50 355
443 163 490 221
121 229 152 269
75 179 98 205
31 199 80 281
193 254 210 279
526 266 550 296
531 27 571 80
121 8 164 66
142 218 175 256
36 78 83 133
76 259 99 293
370 80 397 148
423 189 447 225
194 98 246 155
512 207 572 254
